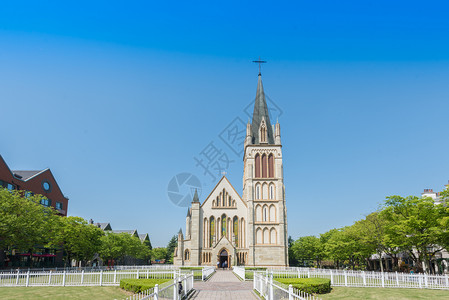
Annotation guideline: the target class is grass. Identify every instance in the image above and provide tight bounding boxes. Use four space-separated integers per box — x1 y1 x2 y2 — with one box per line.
320 287 449 300
0 286 131 300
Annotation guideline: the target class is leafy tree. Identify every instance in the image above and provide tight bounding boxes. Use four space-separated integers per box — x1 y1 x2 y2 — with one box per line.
0 189 59 265
288 236 299 266
56 216 104 266
152 247 168 261
165 235 177 263
292 236 323 267
381 195 448 273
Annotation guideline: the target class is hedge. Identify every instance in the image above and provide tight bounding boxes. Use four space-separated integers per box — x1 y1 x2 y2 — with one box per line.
120 279 171 293
276 278 331 294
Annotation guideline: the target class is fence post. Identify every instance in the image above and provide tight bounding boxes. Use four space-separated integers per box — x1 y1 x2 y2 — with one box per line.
307 268 310 278
113 269 117 284
253 272 256 290
424 273 428 288
25 271 30 287
62 271 66 287
330 270 333 285
48 270 52 285
395 271 399 287
15 270 20 285
445 275 449 289
81 270 84 284
154 284 159 300
99 270 103 286
418 275 422 288
269 271 274 300
137 269 139 279
362 271 366 286
288 284 293 300
173 273 177 300
381 272 385 288
344 271 348 287
202 267 204 281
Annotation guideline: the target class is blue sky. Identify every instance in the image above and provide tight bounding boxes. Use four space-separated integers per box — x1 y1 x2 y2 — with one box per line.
1 1 449 247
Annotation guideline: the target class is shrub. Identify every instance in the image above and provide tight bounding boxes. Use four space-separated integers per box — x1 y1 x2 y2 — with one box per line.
276 278 331 294
120 279 171 293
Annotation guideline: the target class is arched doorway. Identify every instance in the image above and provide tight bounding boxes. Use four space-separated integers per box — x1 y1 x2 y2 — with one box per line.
219 249 228 269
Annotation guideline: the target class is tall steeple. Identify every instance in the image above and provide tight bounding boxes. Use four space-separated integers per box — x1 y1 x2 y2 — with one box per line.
251 74 274 144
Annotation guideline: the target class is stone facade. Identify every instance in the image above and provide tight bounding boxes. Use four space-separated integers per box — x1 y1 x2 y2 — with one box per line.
173 73 288 267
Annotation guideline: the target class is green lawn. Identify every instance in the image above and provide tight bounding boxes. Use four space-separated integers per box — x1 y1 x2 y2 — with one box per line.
320 287 449 300
0 286 131 300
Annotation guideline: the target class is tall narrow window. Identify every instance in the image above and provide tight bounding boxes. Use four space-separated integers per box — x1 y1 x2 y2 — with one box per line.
263 206 268 222
233 216 239 247
268 154 274 177
269 184 274 200
262 154 267 178
210 216 215 246
255 154 261 178
256 184 260 200
221 214 227 237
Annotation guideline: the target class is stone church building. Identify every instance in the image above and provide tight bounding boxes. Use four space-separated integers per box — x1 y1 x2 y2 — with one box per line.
173 73 288 267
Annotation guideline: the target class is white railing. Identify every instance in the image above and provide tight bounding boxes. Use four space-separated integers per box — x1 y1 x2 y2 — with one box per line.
254 272 321 300
0 264 178 273
201 266 215 281
0 269 178 287
123 272 194 300
233 266 245 281
266 267 449 290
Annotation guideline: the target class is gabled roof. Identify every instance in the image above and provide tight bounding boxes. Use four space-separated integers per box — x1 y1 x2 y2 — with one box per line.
12 170 46 181
200 176 247 208
251 74 274 144
95 222 112 231
139 233 149 242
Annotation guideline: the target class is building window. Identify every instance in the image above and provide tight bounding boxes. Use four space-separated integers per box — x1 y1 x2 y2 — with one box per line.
255 154 261 178
7 183 15 190
56 202 63 210
210 216 215 246
42 180 51 192
40 198 51 207
184 249 190 261
233 216 239 247
25 191 34 198
261 154 267 178
221 214 227 237
268 154 274 177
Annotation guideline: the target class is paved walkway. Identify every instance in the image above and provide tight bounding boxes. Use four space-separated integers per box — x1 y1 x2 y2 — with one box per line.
189 270 259 300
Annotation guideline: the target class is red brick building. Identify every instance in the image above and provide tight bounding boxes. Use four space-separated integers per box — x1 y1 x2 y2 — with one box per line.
0 155 69 216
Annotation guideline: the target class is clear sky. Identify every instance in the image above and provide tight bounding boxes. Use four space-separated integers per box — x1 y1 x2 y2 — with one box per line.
1 1 449 247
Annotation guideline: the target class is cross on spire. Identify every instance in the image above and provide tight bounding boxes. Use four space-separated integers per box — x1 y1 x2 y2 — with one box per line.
252 57 267 75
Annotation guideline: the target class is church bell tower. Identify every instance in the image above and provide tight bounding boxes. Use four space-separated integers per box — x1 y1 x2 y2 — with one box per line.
243 72 288 266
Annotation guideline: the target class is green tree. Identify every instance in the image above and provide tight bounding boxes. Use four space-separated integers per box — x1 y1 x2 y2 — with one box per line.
288 236 299 266
165 235 177 263
56 216 104 266
292 236 323 267
99 232 151 265
381 195 448 273
0 189 59 265
152 247 168 261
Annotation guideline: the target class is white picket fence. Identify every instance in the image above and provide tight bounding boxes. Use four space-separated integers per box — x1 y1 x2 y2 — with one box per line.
232 266 245 281
201 266 215 280
254 272 321 300
0 269 178 287
266 267 449 290
123 272 194 300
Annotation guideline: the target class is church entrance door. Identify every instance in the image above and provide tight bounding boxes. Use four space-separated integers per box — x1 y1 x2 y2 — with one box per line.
219 249 228 269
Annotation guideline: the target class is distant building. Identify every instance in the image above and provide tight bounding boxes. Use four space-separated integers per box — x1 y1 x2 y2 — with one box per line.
0 155 69 216
421 180 449 205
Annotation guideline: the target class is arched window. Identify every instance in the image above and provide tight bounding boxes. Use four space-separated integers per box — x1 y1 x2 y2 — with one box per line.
269 184 275 200
185 249 190 260
263 205 268 222
269 205 276 222
262 154 267 178
262 183 268 199
260 122 267 143
263 228 269 244
255 184 260 200
212 200 215 207
270 228 277 244
256 228 262 244
210 216 215 246
256 205 262 222
268 154 274 178
233 216 239 247
221 214 227 237
228 196 232 207
255 154 261 178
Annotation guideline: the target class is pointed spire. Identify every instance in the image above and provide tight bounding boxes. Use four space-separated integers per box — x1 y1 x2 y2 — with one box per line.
186 208 191 217
178 228 183 235
251 74 274 144
192 189 199 203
